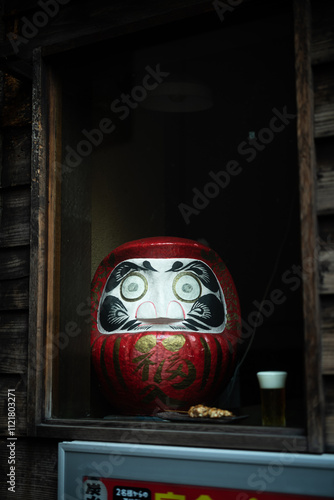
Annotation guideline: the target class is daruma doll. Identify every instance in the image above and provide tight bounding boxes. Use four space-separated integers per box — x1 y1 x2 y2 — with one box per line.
91 236 241 415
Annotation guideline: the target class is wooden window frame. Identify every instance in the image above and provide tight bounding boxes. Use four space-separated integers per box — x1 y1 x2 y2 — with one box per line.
27 0 325 453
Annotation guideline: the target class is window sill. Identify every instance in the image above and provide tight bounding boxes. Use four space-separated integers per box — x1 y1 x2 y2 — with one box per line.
35 419 308 453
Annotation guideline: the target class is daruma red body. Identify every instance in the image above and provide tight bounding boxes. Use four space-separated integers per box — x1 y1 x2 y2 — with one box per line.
91 237 241 415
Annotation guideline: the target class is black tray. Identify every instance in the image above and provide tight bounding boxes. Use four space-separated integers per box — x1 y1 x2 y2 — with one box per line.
156 412 248 424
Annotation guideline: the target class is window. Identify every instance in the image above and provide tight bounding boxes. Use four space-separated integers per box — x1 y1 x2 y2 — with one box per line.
29 0 323 451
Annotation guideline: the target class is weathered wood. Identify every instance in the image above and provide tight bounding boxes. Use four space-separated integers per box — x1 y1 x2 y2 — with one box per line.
1 72 31 127
319 248 334 294
317 169 334 215
0 187 30 247
40 417 307 434
320 295 334 331
45 67 62 418
324 377 334 412
0 374 27 435
314 64 334 138
321 295 334 374
318 214 334 247
0 310 28 334
316 137 334 214
325 414 334 452
0 247 30 279
316 137 334 171
0 312 28 373
1 126 32 187
311 0 334 451
294 0 325 452
35 420 308 453
1 0 214 60
322 334 334 375
27 47 48 434
0 437 58 500
324 375 334 451
0 0 289 70
311 0 334 65
0 277 29 310
318 209 334 295
318 134 334 293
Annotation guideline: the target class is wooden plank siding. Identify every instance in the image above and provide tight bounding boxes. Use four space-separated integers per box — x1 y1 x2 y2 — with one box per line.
0 64 31 446
311 0 334 65
0 374 27 434
0 22 35 494
294 0 325 452
0 312 28 373
316 138 334 216
0 436 58 499
311 0 334 451
321 295 334 374
2 126 32 187
0 2 32 450
314 64 334 139
324 376 334 448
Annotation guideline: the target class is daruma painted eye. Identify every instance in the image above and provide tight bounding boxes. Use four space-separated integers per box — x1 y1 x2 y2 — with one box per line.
173 272 202 302
120 272 148 301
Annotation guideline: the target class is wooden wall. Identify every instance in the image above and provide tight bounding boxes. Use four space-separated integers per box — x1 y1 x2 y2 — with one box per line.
0 0 333 498
0 4 58 497
312 0 334 450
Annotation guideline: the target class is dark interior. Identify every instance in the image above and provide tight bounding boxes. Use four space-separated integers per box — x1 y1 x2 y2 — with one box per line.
52 1 305 425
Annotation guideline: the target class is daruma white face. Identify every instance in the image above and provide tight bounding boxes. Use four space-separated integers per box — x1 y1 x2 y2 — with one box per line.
97 258 227 334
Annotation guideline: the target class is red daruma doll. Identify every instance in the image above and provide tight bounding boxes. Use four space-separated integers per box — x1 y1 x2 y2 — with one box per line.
91 237 241 415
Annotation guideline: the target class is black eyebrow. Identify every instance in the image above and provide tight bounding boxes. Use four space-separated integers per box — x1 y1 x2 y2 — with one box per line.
166 261 183 272
105 260 157 292
142 260 158 272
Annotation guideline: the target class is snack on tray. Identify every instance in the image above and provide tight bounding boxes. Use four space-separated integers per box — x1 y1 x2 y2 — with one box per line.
188 404 234 418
